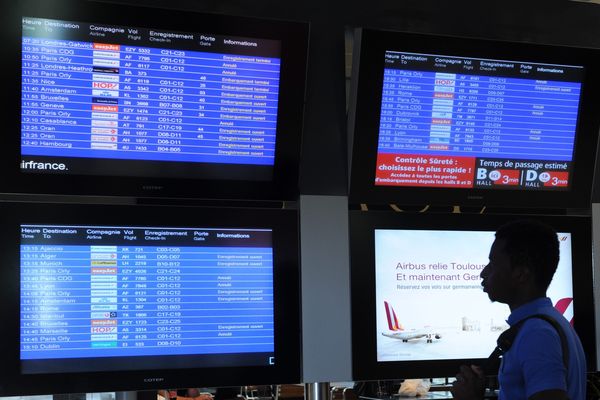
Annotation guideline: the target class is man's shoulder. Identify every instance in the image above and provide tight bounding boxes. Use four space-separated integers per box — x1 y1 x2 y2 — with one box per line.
520 314 564 331
514 315 564 352
516 309 570 333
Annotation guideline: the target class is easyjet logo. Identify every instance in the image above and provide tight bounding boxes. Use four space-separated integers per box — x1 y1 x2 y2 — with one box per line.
94 43 120 51
92 105 118 112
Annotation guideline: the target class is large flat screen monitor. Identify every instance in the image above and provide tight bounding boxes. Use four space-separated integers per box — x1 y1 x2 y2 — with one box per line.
347 28 600 208
0 202 301 395
349 211 595 380
0 0 308 200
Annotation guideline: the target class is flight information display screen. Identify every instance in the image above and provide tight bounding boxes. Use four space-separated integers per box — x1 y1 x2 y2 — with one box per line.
20 224 274 373
376 51 583 190
21 17 280 179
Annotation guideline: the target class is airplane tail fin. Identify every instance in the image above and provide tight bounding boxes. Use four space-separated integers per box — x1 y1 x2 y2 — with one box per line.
554 297 574 326
384 301 404 331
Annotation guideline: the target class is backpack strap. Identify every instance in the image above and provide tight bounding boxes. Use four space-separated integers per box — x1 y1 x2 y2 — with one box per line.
483 314 569 376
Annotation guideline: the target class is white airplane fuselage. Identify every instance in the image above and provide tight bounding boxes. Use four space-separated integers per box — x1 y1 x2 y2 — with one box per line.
382 331 441 343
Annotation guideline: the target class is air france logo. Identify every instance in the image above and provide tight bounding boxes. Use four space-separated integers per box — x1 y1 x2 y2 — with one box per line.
21 160 68 171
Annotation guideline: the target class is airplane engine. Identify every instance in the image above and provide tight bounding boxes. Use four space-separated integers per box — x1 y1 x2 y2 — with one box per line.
435 334 442 339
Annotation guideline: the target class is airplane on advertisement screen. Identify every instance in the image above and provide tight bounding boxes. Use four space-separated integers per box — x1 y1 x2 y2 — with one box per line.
381 301 442 343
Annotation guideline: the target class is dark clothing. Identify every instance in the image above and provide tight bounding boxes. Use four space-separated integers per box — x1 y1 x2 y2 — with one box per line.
499 297 586 400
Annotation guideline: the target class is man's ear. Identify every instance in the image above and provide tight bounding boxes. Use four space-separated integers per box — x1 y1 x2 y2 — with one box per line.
511 265 532 284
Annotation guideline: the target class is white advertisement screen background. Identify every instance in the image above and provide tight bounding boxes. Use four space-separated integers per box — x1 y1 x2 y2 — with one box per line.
374 229 573 362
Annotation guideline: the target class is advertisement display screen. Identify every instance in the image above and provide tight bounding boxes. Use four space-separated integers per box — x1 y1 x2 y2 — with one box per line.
374 229 572 362
349 211 596 380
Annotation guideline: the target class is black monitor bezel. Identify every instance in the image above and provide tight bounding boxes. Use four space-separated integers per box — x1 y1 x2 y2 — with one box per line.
1 0 308 201
0 201 301 395
349 210 596 380
348 28 600 208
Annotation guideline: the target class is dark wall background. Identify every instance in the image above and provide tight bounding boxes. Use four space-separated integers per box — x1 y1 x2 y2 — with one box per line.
104 0 600 198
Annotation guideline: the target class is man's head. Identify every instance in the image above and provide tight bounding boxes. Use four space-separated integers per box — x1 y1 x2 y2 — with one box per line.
480 219 560 306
